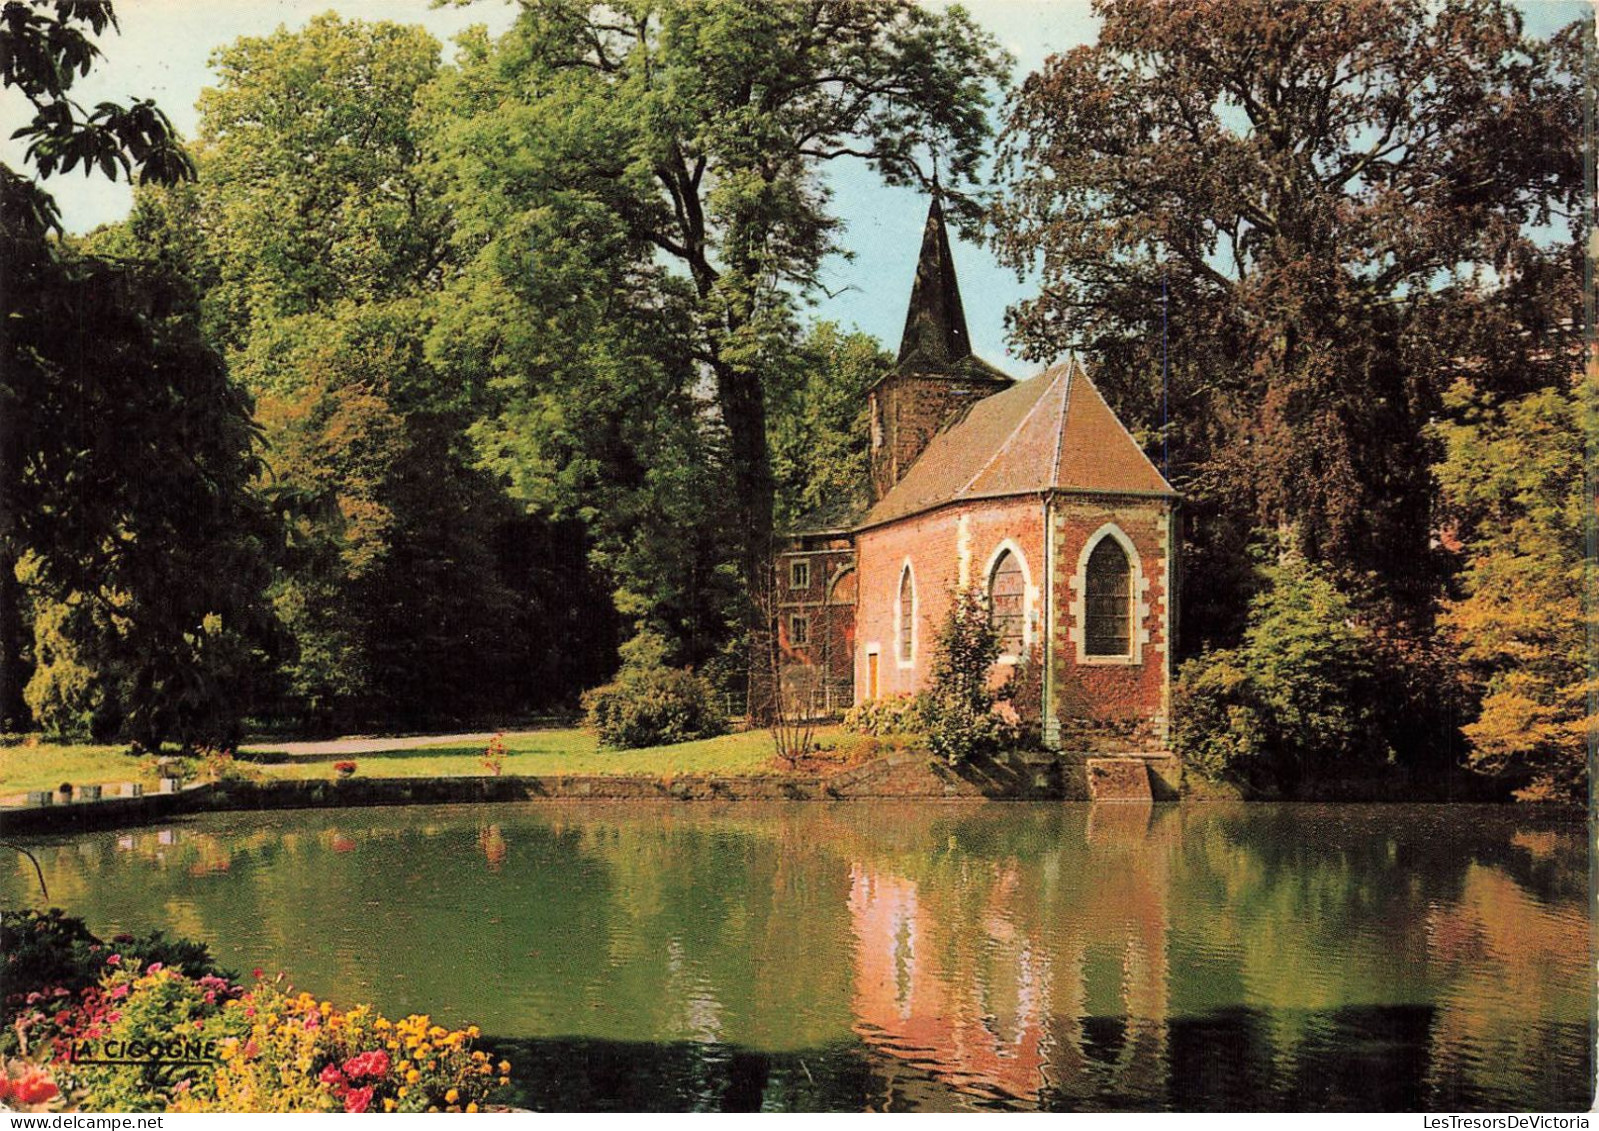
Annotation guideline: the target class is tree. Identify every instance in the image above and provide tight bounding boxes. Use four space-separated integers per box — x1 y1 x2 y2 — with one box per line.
1173 549 1389 794
1432 374 1589 802
925 587 1015 767
425 0 1011 598
768 323 888 530
992 0 1583 642
3 0 276 744
180 14 617 726
194 14 447 351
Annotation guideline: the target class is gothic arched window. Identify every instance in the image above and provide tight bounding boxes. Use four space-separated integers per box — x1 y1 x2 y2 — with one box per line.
988 550 1025 656
898 564 916 663
1084 537 1132 657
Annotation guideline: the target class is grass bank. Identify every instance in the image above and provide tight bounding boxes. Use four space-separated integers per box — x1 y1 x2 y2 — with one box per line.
1 728 823 796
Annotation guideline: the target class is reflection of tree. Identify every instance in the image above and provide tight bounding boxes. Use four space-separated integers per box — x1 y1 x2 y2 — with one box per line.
0 803 1587 1110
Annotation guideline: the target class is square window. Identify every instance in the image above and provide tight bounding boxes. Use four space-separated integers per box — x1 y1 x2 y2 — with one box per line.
790 559 811 589
789 613 810 646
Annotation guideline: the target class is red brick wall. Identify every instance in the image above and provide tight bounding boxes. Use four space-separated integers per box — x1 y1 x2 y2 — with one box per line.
1050 495 1174 753
775 542 856 714
852 492 1175 754
854 497 1046 699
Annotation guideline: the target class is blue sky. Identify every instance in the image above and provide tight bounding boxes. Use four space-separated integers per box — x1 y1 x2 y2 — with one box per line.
5 0 1585 375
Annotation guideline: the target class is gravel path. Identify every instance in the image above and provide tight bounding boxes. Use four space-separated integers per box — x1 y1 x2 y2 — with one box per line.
243 730 548 758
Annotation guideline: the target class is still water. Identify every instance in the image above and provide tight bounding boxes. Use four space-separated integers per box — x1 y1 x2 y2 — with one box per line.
3 802 1591 1111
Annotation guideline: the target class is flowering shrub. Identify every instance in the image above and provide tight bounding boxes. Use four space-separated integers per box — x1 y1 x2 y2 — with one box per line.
180 982 505 1113
333 760 357 778
481 734 507 776
0 1056 65 1111
842 694 933 737
2 909 226 1040
2 911 507 1113
61 965 251 1112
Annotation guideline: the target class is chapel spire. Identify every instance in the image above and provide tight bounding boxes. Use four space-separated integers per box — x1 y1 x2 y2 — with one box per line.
896 192 972 374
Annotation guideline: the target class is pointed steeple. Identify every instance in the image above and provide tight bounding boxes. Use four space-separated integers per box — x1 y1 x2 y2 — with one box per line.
896 193 972 373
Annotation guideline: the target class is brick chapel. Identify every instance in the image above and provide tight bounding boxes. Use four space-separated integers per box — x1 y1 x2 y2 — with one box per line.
777 196 1178 755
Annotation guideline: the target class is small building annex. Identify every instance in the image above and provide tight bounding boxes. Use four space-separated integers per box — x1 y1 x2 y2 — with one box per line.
777 196 1179 756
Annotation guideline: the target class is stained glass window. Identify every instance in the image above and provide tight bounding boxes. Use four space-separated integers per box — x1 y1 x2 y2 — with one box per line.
989 550 1025 655
1085 537 1132 657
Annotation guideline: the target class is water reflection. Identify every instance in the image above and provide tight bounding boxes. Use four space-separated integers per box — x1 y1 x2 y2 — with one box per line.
1 802 1589 1111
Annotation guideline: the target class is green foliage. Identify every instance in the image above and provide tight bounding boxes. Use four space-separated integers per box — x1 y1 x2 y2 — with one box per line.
582 641 728 749
1432 377 1589 802
925 588 1017 767
194 14 446 350
1174 550 1389 792
0 0 194 233
71 968 251 1113
769 323 888 528
2 0 275 746
422 0 1011 598
842 694 933 738
993 0 1583 641
0 908 229 1040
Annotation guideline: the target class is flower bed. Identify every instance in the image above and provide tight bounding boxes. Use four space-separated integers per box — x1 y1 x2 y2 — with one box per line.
1 910 508 1113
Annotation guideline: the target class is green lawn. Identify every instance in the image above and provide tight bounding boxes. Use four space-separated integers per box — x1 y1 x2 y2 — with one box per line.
0 742 160 796
1 728 831 795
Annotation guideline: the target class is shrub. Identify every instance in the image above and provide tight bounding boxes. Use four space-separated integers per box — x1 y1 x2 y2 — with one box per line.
924 588 1018 767
842 694 932 737
1 909 227 1040
4 912 509 1113
1173 551 1389 792
582 667 726 749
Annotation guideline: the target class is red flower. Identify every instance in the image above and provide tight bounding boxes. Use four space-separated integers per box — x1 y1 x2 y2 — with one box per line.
342 1050 390 1079
9 1067 59 1105
343 1085 374 1113
319 1064 346 1087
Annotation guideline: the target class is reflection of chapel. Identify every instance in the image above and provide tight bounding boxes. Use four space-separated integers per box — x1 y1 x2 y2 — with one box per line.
777 196 1178 754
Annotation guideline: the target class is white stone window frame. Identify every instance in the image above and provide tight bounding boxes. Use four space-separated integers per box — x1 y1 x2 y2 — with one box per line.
789 558 811 590
1069 523 1149 667
981 539 1037 666
893 559 918 669
788 612 810 647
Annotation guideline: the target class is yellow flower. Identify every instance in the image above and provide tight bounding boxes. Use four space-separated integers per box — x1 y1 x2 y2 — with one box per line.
446 1089 459 1104
406 1070 420 1084
472 1051 487 1062
398 1087 409 1099
466 1103 478 1113
384 1099 396 1112
466 1025 480 1039
498 1061 511 1074
499 1075 510 1086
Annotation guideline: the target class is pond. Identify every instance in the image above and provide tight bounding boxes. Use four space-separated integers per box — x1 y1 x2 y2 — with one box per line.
2 802 1590 1112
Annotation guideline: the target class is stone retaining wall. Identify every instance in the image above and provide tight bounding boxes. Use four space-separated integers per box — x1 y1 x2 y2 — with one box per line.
0 750 1132 835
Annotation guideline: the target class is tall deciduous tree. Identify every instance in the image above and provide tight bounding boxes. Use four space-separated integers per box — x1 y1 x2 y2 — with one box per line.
427 0 1010 596
1432 374 1590 802
187 14 613 726
992 0 1583 643
3 0 276 744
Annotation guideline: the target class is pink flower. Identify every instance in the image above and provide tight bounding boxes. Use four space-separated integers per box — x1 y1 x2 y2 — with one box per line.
145 962 163 974
105 954 121 967
319 1065 346 1087
108 985 129 1001
344 1085 374 1113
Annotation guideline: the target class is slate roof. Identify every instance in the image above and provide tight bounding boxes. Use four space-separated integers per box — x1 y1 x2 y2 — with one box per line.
860 357 1176 529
